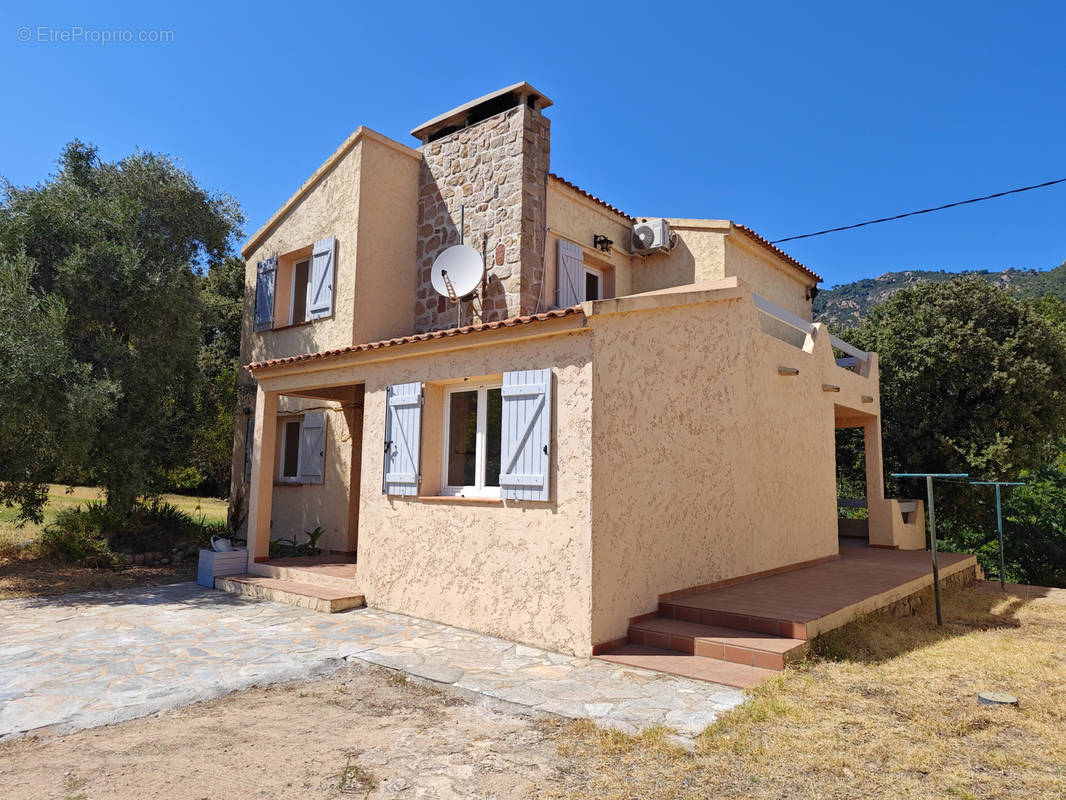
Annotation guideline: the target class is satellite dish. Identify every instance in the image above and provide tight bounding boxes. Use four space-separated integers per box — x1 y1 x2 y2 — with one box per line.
431 245 483 300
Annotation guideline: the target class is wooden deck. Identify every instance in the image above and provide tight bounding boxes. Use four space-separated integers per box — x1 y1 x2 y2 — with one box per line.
661 546 976 639
599 546 978 688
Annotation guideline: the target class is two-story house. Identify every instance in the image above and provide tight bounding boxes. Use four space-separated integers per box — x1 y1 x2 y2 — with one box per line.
225 83 953 684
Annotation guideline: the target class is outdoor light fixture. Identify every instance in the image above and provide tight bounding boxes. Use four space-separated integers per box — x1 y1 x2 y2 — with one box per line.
593 234 613 253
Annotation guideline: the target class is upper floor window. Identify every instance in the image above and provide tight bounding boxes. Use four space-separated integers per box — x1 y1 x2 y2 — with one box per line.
254 236 336 332
557 238 613 306
290 258 311 325
584 265 604 302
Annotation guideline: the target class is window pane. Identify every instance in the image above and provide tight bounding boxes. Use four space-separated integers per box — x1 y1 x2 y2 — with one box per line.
282 420 301 478
447 390 478 486
484 388 502 487
292 260 309 323
585 271 600 301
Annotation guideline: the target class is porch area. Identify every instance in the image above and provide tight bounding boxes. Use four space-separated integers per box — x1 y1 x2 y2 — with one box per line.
598 546 978 688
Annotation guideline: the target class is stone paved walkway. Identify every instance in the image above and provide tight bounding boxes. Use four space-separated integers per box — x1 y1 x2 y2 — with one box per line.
0 582 744 741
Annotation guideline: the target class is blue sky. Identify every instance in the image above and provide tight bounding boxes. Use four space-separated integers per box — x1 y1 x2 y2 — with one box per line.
1 0 1063 287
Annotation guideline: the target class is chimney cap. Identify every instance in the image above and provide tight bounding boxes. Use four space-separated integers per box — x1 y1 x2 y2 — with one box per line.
411 81 552 144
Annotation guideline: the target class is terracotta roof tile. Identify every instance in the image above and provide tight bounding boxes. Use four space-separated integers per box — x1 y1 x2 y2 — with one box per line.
548 174 635 222
734 224 822 284
247 306 585 372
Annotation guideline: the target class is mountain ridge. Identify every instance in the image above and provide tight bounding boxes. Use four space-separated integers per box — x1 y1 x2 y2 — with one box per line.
813 263 1066 327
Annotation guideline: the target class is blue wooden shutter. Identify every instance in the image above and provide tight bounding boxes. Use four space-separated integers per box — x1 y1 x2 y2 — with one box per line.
557 239 584 307
308 236 335 320
297 412 326 484
383 382 423 496
499 369 552 501
254 257 277 331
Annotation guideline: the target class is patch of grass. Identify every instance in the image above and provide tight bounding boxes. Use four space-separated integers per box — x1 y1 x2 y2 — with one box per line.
338 755 376 795
0 485 227 553
60 773 89 800
550 585 1066 799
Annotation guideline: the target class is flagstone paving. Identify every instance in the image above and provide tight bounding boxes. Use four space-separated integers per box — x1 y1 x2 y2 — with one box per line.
0 582 744 741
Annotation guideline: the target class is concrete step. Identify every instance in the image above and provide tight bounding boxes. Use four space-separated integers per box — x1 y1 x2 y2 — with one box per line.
250 561 357 592
215 575 365 613
629 617 807 670
597 644 777 689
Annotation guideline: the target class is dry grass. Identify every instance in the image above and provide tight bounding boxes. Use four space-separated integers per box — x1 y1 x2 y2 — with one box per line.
550 584 1066 799
0 484 226 600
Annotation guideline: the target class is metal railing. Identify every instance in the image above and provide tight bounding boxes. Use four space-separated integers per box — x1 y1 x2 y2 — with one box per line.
752 293 869 366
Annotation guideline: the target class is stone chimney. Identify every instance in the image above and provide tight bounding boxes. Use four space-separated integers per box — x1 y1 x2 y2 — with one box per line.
411 82 552 333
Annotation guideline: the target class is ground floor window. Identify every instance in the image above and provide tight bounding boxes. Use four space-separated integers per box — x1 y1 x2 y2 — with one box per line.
280 418 302 481
442 384 502 497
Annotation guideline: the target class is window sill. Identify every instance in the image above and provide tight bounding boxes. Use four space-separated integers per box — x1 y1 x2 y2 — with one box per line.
416 495 504 505
274 481 305 487
265 319 314 333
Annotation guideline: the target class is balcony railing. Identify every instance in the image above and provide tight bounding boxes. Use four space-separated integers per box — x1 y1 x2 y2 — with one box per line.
752 293 868 370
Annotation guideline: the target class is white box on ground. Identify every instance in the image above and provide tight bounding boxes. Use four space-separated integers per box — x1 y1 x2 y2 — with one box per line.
197 548 248 588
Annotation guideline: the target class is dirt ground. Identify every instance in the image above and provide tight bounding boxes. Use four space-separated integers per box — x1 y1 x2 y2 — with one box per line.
3 583 1064 799
0 558 196 600
0 663 577 800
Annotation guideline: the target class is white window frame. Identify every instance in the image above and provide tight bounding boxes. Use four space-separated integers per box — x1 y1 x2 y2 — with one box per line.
278 416 303 483
441 382 502 498
583 264 604 301
289 258 311 326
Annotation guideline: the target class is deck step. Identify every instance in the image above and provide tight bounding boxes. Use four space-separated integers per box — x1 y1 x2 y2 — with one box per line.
215 575 365 613
597 644 777 689
630 617 807 670
658 601 808 640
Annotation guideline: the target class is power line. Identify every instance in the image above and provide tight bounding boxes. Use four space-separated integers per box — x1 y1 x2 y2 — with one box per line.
771 177 1066 244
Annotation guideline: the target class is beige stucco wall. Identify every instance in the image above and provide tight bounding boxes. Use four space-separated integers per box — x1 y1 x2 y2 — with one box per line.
241 140 362 367
351 138 420 344
723 234 813 320
239 129 421 368
585 280 876 646
254 322 596 656
231 129 420 532
545 180 634 306
630 220 728 295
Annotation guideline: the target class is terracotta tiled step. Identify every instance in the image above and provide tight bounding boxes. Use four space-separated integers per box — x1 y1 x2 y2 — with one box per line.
597 644 777 689
658 601 808 640
629 617 807 670
215 575 365 613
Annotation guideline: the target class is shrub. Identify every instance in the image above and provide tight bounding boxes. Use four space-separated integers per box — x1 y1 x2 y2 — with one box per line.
107 498 221 553
39 507 121 568
37 499 231 567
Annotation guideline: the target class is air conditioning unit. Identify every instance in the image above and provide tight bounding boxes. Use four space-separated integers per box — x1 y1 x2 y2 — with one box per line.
631 218 677 254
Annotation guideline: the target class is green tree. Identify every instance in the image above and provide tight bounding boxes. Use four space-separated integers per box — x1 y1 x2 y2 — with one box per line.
180 255 246 496
0 253 116 522
841 278 1066 529
0 141 243 516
